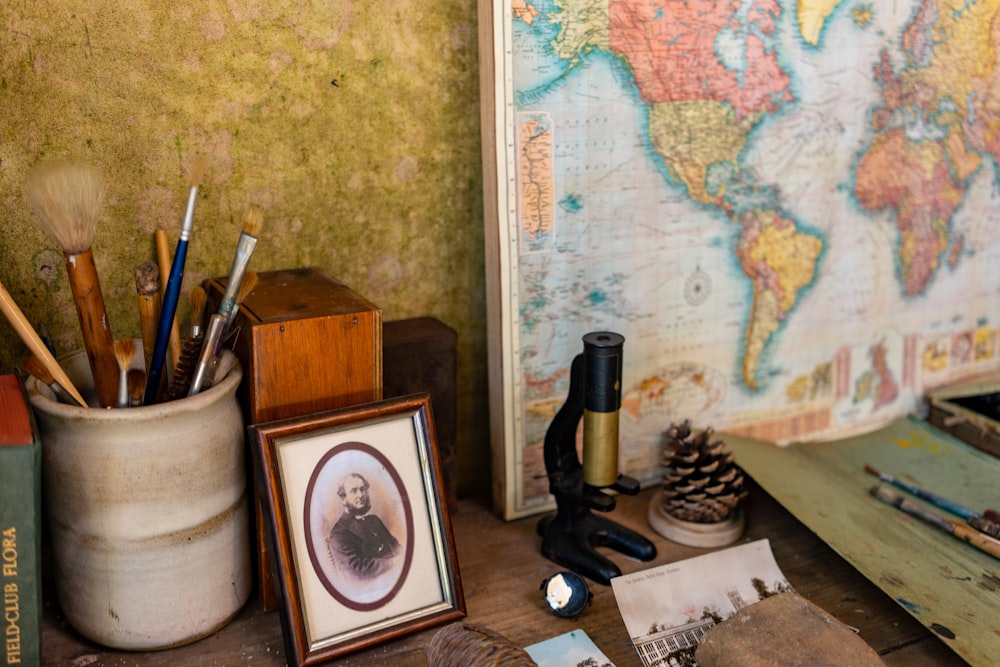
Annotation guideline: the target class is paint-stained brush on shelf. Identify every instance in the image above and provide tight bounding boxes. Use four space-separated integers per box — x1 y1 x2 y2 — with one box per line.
869 485 1000 560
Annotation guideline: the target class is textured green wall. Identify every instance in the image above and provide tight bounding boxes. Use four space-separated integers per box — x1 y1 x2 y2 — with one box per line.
0 2 488 497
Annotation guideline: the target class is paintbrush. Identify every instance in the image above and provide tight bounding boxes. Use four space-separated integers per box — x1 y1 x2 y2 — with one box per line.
21 354 75 405
216 206 263 330
113 338 136 408
968 515 1000 539
127 368 146 407
144 156 207 405
23 160 118 408
135 261 161 374
189 285 207 338
155 227 182 373
188 270 257 397
0 278 87 407
869 485 1000 560
863 464 998 522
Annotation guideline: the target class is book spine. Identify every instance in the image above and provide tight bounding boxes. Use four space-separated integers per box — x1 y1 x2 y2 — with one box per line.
1 437 42 666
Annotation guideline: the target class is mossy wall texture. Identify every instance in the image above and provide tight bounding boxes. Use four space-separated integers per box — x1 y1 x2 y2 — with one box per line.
0 2 488 496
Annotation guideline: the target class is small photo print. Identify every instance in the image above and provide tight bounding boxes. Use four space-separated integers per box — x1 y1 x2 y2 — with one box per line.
526 629 616 667
611 539 792 667
303 441 415 610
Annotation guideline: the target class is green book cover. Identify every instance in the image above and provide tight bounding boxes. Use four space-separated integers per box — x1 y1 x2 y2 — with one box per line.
0 373 41 667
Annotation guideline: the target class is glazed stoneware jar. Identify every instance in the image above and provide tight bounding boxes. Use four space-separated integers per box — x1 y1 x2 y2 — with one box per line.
27 346 251 650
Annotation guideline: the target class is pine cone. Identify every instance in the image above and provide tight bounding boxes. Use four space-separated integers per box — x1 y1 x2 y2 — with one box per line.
660 420 747 523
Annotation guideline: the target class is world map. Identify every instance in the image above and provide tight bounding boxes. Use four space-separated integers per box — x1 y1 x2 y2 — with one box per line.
493 0 1000 515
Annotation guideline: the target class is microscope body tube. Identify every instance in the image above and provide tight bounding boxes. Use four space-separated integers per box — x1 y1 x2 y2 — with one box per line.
581 332 624 487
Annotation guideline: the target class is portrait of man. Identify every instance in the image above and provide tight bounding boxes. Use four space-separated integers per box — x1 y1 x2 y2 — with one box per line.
327 472 401 580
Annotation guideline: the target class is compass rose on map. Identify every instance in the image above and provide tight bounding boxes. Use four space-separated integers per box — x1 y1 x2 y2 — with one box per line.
683 267 712 307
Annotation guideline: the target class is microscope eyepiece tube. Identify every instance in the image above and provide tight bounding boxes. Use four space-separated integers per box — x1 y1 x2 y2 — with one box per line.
581 332 624 487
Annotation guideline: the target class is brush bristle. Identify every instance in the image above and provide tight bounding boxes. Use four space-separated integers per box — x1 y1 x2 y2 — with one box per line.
191 285 207 321
189 156 208 187
127 367 146 399
113 338 136 370
242 205 264 237
23 160 105 254
164 334 203 401
235 270 259 305
21 355 54 385
135 260 160 295
869 484 902 507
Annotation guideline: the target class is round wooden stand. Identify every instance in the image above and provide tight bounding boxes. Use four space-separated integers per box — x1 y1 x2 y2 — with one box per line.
647 494 746 547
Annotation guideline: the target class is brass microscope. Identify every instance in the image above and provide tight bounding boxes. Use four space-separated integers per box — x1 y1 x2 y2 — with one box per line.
537 332 656 585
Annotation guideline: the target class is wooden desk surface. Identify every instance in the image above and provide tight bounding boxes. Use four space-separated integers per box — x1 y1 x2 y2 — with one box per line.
42 482 965 666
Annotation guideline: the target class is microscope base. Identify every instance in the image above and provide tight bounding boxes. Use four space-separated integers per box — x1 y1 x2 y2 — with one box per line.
538 508 657 586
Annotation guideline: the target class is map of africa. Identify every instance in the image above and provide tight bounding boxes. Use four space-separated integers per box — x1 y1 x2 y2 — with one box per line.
490 0 1000 516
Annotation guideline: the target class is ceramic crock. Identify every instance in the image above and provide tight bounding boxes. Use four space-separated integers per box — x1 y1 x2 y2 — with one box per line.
26 346 251 650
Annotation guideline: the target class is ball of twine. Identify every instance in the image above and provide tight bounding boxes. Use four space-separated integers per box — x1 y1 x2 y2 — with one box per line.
427 622 538 666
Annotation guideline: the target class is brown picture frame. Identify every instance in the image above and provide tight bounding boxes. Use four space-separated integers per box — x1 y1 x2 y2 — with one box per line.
249 393 465 666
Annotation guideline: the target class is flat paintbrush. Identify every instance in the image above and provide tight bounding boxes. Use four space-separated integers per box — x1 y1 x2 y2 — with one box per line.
870 485 1000 560
188 270 257 396
127 368 146 407
113 338 136 408
0 278 86 407
23 160 118 408
216 206 263 330
144 157 207 405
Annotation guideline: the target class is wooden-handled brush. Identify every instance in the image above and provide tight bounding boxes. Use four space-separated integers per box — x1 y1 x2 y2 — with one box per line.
135 261 161 375
144 156 207 405
216 206 264 330
870 485 1000 560
188 270 257 396
185 207 263 397
0 279 87 407
23 160 118 408
21 354 77 406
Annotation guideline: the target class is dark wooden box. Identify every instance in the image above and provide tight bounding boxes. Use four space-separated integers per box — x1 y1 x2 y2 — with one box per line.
204 266 382 610
383 317 458 510
926 377 1000 459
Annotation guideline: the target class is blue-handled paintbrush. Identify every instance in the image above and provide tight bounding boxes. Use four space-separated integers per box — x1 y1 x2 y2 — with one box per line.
864 464 1000 538
144 157 207 404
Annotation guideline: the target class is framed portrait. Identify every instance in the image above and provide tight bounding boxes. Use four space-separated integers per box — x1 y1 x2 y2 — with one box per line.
249 393 465 666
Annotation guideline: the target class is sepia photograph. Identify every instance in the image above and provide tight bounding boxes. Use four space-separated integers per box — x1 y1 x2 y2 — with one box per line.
250 394 465 666
304 441 412 610
611 539 792 667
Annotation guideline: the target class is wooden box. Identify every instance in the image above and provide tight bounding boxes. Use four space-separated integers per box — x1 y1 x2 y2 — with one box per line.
383 317 458 510
204 267 383 424
926 377 1000 459
204 266 382 610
